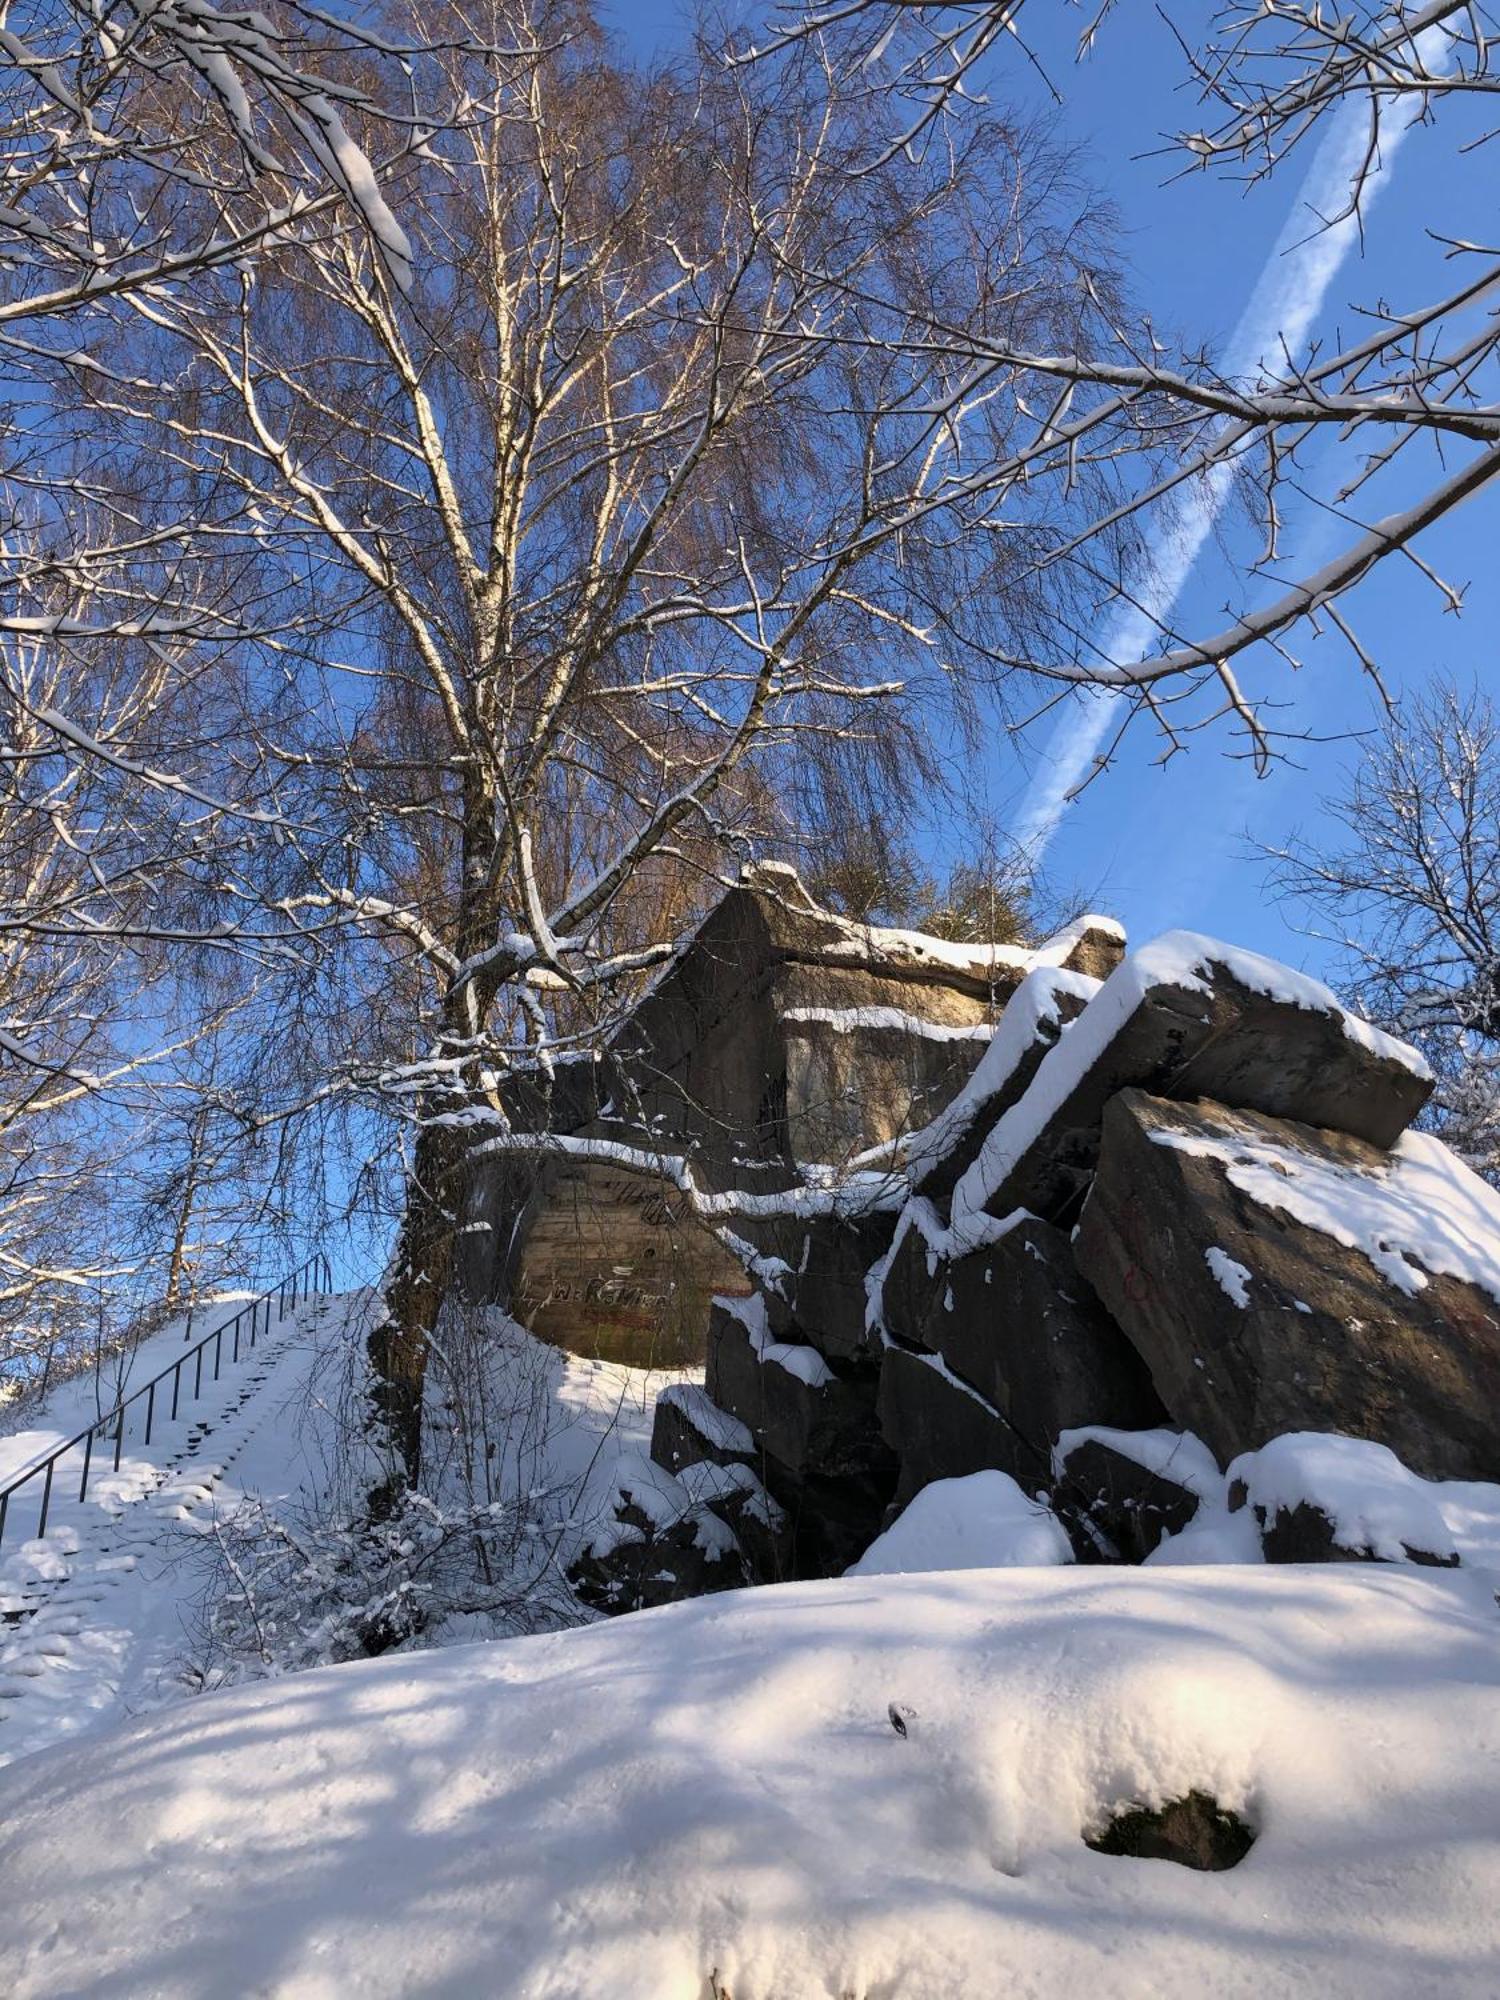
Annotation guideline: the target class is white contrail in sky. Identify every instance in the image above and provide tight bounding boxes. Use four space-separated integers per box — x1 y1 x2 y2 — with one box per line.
1011 91 1423 863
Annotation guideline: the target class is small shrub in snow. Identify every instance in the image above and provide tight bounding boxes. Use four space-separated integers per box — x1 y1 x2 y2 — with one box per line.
193 1486 580 1681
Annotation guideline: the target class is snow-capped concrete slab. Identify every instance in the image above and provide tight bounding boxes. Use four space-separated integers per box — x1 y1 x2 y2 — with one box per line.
949 932 1434 1235
904 963 1100 1199
1074 1090 1500 1482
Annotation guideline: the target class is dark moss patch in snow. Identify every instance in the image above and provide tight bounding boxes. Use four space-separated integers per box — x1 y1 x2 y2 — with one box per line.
1085 1791 1256 1871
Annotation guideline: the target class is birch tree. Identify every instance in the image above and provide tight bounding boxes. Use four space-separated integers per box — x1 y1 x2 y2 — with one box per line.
0 4 429 1376
51 0 1145 1474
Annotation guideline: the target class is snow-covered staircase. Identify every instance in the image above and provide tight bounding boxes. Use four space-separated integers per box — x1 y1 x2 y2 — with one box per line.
0 1272 351 1766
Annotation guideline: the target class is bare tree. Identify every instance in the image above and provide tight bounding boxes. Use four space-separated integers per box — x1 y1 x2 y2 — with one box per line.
0 5 438 1383
749 2 1500 770
44 0 1146 1475
1267 681 1500 1182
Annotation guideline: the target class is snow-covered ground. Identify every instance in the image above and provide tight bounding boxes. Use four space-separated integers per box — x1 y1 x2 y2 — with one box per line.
4 1290 1499 1997
0 1291 358 1768
0 1292 695 1766
1 1564 1498 1997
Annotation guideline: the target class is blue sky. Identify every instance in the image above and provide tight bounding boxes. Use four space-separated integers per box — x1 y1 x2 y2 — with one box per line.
605 1 1496 976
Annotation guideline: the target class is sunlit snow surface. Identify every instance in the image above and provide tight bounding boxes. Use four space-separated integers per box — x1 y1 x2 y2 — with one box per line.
1 1567 1499 1997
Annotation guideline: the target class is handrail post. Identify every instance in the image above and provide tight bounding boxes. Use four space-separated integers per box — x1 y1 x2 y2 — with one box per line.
171 1361 181 1422
232 1313 240 1364
37 1456 54 1539
113 1406 125 1472
195 1343 203 1399
145 1381 156 1447
80 1425 94 1503
214 1327 222 1381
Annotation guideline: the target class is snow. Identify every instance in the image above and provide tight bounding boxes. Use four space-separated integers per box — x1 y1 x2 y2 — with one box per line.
655 1381 754 1457
1152 1120 1500 1306
0 1295 696 1767
677 1458 784 1531
3 1566 1500 1996
948 929 1430 1240
1204 1246 1253 1306
902 963 1100 1187
1227 1433 1461 1563
719 1290 834 1388
589 1452 740 1561
1050 1426 1500 1570
782 1005 992 1042
816 909 1124 984
0 1291 347 1769
1054 1425 1225 1503
847 1470 1073 1573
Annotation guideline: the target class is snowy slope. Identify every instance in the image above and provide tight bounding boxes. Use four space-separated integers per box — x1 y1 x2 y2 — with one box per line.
1 1565 1498 1998
1 1295 697 1765
0 1291 358 1767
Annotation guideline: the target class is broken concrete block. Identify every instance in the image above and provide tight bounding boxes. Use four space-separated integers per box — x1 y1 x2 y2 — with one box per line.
1226 1433 1462 1567
876 1341 1033 1504
951 933 1434 1232
877 1210 1164 1486
650 1381 757 1475
1052 1427 1222 1563
569 1453 748 1613
705 1295 890 1487
1074 1090 1500 1483
905 965 1099 1201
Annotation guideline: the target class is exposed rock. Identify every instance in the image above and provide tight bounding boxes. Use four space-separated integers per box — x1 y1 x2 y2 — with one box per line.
651 1381 757 1475
956 936 1433 1232
705 1296 893 1489
1226 1433 1462 1567
1052 1429 1218 1563
878 1212 1164 1484
773 1208 894 1362
1085 1793 1256 1871
1074 1091 1500 1483
876 1341 1032 1504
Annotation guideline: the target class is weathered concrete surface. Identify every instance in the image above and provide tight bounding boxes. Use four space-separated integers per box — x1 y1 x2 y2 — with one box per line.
1074 1091 1500 1483
878 1213 1164 1484
969 952 1433 1230
510 1158 752 1366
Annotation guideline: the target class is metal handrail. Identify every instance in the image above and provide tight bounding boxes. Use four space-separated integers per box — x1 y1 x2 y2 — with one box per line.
0 1251 333 1557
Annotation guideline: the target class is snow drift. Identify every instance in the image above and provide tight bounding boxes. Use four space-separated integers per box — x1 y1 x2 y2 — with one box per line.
1 1565 1499 1998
